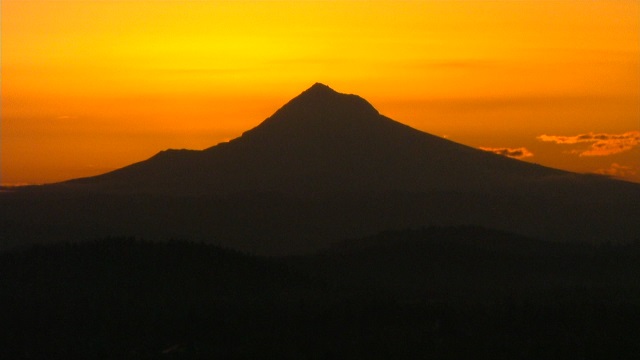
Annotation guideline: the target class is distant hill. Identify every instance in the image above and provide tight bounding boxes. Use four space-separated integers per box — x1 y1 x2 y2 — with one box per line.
1 83 639 253
296 226 640 303
2 230 639 358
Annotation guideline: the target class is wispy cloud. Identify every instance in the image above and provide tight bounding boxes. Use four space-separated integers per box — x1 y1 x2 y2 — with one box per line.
479 147 533 159
594 163 638 178
537 131 640 156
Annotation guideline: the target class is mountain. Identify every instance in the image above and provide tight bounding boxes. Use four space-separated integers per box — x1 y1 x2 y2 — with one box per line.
64 82 569 195
1 83 639 253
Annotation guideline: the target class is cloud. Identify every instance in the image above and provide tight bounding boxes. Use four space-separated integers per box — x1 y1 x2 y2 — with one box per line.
594 163 637 178
56 115 78 120
479 147 533 159
537 131 640 156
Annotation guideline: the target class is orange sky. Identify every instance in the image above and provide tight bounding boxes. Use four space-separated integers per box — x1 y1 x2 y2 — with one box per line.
2 0 639 185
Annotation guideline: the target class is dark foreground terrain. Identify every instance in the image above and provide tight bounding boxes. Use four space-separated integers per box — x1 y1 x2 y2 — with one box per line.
1 227 640 359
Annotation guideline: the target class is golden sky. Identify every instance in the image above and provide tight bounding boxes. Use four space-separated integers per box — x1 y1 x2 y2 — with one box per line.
2 0 639 185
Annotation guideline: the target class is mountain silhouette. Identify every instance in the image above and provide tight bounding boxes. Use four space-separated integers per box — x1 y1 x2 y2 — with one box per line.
1 83 639 253
67 83 569 195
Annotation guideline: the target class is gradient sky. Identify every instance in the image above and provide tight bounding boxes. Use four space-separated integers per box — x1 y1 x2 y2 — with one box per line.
2 0 639 185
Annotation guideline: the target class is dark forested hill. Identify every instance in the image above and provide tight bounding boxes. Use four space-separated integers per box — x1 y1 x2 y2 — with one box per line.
0 238 333 359
2 228 640 358
296 226 640 303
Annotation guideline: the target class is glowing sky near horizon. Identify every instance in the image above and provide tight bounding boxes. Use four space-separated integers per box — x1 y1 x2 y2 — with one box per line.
2 0 639 185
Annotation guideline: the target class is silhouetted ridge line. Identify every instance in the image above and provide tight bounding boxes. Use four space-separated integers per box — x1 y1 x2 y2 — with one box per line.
65 82 566 195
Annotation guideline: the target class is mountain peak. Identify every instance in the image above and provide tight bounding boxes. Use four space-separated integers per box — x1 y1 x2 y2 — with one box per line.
305 82 336 94
289 82 343 105
236 83 382 143
290 82 375 110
